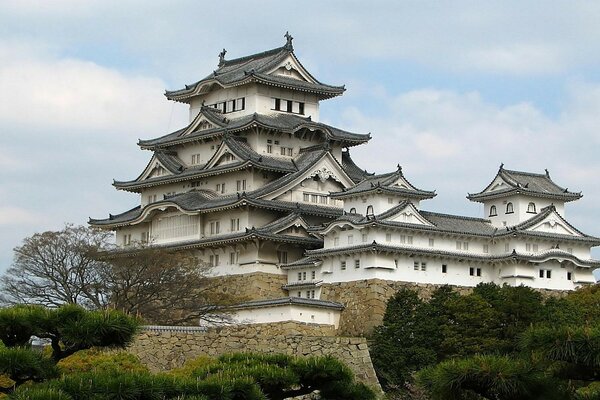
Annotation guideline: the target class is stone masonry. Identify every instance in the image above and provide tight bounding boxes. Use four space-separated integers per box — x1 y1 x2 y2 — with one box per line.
128 322 381 391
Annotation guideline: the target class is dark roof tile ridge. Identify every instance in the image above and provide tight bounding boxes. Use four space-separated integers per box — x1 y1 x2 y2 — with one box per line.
419 210 492 223
220 46 288 68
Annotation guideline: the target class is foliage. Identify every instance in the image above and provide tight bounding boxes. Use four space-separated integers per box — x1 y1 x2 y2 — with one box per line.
7 353 374 400
57 349 148 375
416 354 560 400
0 225 110 308
175 352 376 400
0 225 242 324
370 288 437 391
0 304 139 362
372 283 596 397
0 347 58 390
103 244 241 325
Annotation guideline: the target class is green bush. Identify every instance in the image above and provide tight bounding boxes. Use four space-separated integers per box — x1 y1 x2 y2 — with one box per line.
57 349 148 375
10 387 73 400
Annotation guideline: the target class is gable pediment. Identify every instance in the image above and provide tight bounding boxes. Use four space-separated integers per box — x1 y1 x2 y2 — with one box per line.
488 177 509 192
273 217 311 237
392 176 413 190
182 116 215 136
139 157 173 181
261 153 355 200
387 204 433 226
267 55 314 83
527 212 582 236
204 142 241 169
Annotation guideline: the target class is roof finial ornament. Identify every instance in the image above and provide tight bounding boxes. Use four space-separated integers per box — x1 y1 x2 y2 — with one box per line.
218 48 227 67
500 163 504 170
284 31 294 50
397 164 402 172
545 168 550 177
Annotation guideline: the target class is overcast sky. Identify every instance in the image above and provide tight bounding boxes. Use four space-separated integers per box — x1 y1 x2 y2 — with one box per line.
2 1 600 275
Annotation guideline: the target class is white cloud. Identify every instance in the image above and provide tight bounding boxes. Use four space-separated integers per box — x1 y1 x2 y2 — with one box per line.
343 81 600 242
0 207 44 226
0 39 187 135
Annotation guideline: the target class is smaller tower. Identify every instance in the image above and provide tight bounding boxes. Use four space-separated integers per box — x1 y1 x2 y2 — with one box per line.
467 165 582 227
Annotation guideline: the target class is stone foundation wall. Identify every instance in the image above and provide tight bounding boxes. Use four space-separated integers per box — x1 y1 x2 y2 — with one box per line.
210 272 288 301
128 322 381 391
320 279 570 336
320 280 473 336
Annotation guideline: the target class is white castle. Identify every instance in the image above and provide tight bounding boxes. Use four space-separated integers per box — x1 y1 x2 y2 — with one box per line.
91 35 599 330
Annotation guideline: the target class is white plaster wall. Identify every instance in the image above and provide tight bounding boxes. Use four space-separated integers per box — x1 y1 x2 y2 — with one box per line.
116 223 150 246
176 140 222 168
484 195 566 227
255 86 319 121
233 305 340 328
343 194 421 215
189 85 257 121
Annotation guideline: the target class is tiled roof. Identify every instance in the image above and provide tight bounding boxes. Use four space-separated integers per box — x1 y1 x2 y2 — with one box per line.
165 43 344 102
231 297 344 310
89 192 342 228
305 242 600 268
468 165 582 202
495 205 600 245
114 136 297 191
321 202 496 238
138 111 370 149
341 150 371 183
330 166 435 200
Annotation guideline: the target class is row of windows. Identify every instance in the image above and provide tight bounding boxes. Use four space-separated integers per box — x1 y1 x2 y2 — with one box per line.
303 192 329 204
297 271 317 281
272 98 305 115
296 290 316 299
339 260 361 270
489 202 537 217
208 97 245 114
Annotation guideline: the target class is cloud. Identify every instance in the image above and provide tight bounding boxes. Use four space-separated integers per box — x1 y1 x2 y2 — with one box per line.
0 40 186 135
0 207 44 226
340 81 600 246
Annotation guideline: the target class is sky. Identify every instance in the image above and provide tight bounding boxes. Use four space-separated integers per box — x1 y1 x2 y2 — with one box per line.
2 1 600 277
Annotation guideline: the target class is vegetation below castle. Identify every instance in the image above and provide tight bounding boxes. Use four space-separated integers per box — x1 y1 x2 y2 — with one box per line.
0 304 375 399
371 283 600 399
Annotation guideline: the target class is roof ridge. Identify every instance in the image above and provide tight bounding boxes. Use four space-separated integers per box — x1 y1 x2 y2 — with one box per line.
220 46 287 68
420 210 491 223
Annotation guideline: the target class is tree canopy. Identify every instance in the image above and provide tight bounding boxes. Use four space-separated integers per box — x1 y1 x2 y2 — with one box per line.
1 225 240 324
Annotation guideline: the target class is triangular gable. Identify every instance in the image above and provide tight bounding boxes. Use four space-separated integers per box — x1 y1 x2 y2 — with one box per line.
272 216 312 238
391 175 417 191
180 108 225 137
385 203 434 226
138 155 174 181
487 176 511 192
203 141 241 169
321 221 362 235
260 153 355 200
267 53 316 83
526 211 583 237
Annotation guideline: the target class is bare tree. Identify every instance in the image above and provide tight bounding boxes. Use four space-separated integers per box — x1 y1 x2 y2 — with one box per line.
1 225 110 309
1 225 242 325
101 245 241 325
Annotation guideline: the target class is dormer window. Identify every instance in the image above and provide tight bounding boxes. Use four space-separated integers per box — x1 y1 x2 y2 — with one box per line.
506 202 514 214
272 98 305 115
489 205 497 217
527 202 537 214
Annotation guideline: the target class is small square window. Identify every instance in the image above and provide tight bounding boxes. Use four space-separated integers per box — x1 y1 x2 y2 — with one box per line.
354 259 360 268
546 270 552 279
340 261 346 270
469 267 474 276
442 264 447 273
539 270 545 278
476 268 481 277
421 262 427 271
414 261 419 271
567 272 572 281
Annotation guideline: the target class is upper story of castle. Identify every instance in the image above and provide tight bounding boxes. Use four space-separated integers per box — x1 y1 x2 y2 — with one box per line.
165 33 344 124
